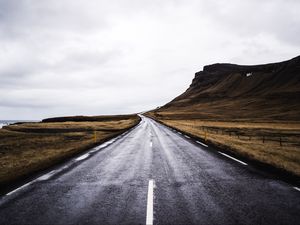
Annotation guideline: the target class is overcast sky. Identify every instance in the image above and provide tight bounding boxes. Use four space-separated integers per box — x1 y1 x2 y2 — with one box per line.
0 0 299 120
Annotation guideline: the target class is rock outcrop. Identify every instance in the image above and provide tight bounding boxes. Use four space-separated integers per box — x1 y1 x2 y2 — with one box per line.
157 56 300 121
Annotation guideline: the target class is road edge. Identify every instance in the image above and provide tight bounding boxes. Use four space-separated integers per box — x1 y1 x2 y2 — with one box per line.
0 117 142 196
146 115 300 187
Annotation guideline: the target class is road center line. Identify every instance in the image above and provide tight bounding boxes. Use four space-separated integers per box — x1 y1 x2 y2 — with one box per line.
196 141 208 147
146 179 154 225
294 187 300 192
150 141 153 148
218 152 248 165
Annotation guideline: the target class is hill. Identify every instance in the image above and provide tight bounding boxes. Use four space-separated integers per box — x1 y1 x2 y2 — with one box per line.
156 56 300 121
42 114 137 123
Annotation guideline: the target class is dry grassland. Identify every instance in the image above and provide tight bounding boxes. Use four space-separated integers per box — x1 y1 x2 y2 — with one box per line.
0 115 140 188
152 117 300 176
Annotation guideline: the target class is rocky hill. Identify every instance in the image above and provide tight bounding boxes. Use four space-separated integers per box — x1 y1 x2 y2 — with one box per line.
155 56 300 121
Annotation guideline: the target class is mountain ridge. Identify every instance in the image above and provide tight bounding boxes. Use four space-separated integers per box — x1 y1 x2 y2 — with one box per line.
156 56 300 121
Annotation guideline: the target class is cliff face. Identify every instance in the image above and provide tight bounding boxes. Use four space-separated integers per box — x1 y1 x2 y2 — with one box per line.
158 56 300 121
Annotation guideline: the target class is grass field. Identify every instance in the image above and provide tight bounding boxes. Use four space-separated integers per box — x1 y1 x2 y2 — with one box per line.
0 115 140 188
147 113 300 177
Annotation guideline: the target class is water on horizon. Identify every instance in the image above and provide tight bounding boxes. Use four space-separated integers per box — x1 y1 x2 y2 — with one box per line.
0 120 38 128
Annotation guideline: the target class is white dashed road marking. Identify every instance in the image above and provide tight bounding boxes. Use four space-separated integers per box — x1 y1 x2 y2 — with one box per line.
3 131 130 197
294 187 300 192
146 179 154 225
218 152 247 166
6 182 32 196
75 153 89 161
196 141 208 147
36 170 57 181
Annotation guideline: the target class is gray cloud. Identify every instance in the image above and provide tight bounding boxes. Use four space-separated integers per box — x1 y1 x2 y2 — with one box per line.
198 0 300 45
0 0 299 119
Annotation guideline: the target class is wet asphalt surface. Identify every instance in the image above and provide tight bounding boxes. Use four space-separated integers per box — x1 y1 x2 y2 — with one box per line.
0 116 299 225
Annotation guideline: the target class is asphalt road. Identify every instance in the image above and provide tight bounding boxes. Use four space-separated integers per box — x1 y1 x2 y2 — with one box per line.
0 116 299 225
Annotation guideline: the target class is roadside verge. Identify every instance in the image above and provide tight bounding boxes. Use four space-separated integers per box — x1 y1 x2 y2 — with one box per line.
0 115 141 195
146 115 300 187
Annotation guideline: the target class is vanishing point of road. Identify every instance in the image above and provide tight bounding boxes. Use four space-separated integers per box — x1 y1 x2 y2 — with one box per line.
0 116 299 225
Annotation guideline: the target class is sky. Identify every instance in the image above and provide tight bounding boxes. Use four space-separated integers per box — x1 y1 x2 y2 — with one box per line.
0 0 299 120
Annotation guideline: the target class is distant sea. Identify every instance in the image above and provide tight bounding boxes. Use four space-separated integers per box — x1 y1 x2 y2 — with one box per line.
0 120 38 128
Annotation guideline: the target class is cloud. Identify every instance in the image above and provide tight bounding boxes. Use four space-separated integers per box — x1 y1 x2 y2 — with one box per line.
0 0 299 119
198 0 300 45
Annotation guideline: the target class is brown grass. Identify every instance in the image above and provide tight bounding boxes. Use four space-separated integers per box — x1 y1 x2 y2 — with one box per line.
0 115 140 188
147 113 300 176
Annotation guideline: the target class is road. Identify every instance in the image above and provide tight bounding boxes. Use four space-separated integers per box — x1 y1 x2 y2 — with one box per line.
0 116 299 225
